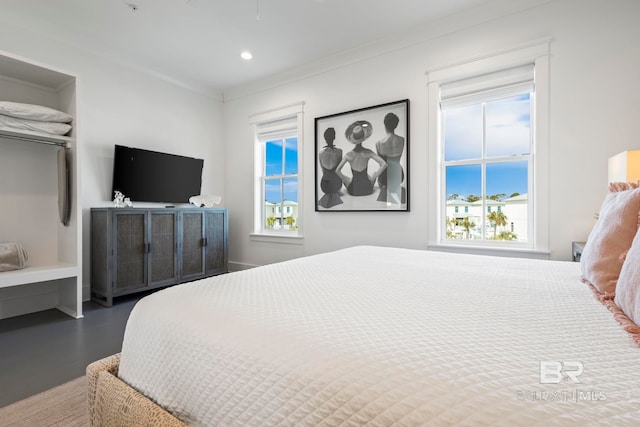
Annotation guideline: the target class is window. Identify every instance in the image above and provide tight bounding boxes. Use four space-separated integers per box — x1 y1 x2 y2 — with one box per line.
427 41 550 254
443 72 531 244
251 103 304 241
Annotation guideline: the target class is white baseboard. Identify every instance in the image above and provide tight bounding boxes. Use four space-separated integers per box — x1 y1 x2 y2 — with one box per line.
228 261 259 272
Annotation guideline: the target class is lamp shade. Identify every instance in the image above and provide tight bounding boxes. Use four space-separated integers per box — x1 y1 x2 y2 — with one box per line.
608 150 640 183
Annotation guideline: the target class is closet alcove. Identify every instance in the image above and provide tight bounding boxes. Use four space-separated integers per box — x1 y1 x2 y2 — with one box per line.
0 52 82 319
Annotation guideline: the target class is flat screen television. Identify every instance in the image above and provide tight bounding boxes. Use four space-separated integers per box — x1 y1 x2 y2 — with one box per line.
111 145 204 203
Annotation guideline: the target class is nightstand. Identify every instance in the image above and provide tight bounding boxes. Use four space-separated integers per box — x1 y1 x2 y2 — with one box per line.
572 241 586 262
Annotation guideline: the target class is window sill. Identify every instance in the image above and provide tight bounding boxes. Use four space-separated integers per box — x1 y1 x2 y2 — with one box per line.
250 233 304 245
427 243 550 260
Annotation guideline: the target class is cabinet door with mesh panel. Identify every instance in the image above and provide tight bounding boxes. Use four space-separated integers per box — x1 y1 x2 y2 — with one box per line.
149 210 178 287
180 211 205 281
204 210 228 276
113 211 147 293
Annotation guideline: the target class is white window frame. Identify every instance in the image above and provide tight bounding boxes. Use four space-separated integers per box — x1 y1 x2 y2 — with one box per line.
250 103 304 244
441 73 533 248
427 40 550 258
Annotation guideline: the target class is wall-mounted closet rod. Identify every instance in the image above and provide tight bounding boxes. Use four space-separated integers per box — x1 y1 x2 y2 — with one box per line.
1 132 68 148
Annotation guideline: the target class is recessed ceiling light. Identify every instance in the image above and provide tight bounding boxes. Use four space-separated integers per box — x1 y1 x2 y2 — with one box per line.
240 51 253 60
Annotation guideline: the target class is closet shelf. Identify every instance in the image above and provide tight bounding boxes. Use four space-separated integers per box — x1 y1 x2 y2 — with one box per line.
0 263 78 289
0 128 71 147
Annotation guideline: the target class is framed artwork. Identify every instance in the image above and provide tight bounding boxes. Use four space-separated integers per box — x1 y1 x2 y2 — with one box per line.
314 99 409 212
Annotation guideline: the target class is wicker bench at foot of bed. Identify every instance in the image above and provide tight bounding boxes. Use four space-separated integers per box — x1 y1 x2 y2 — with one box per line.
86 353 186 427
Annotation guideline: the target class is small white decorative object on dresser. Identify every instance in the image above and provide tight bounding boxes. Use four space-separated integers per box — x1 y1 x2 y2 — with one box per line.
0 51 82 320
113 190 125 207
189 194 221 207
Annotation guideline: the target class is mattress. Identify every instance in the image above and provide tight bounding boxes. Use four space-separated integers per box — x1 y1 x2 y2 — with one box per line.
118 246 640 426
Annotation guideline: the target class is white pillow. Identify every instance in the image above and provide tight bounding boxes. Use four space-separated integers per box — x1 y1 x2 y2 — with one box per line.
0 101 73 123
0 113 72 136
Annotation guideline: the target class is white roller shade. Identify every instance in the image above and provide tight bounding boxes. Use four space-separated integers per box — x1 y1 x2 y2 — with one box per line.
255 116 297 142
441 64 534 109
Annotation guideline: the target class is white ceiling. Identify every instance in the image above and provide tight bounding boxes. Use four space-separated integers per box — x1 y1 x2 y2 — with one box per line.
1 0 508 97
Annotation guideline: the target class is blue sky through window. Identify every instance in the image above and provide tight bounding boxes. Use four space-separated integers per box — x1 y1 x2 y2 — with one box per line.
445 93 530 199
265 137 298 203
445 161 528 199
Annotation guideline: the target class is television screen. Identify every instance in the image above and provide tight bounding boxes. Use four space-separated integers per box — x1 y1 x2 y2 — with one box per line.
111 145 203 203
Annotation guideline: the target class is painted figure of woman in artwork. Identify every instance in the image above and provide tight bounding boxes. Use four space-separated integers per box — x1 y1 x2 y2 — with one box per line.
376 112 406 204
318 127 344 208
336 120 387 196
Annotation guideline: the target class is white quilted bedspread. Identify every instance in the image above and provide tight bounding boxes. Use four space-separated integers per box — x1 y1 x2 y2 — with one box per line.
119 246 640 426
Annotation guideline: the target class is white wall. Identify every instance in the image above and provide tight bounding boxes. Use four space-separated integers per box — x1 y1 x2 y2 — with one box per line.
0 20 225 298
1 0 637 286
223 0 640 266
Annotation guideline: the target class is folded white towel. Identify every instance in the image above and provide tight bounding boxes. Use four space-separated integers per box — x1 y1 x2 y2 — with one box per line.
0 242 29 272
0 114 72 136
189 194 221 207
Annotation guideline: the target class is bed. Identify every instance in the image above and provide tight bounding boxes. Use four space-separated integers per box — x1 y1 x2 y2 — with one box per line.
87 245 640 426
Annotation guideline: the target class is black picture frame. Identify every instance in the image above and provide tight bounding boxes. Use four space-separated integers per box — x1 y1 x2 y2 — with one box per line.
314 99 409 212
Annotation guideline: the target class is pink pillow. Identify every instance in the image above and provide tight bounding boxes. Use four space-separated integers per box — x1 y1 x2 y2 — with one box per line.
580 183 640 296
614 228 640 325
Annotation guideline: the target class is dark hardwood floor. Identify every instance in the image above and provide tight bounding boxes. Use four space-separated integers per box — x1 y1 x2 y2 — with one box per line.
0 294 144 408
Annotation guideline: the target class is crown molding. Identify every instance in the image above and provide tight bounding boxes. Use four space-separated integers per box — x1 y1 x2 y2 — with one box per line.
222 0 554 102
